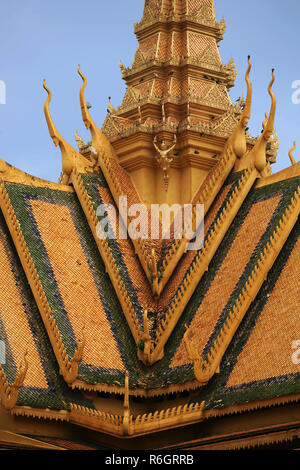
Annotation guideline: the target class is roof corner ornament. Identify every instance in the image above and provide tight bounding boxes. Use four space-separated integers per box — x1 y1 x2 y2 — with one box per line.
0 349 29 410
43 80 92 184
65 325 86 384
183 327 212 385
122 371 132 435
225 56 252 159
289 141 297 166
138 307 152 365
153 134 177 192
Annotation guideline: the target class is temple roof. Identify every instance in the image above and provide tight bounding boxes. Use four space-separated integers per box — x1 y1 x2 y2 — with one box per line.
0 0 299 445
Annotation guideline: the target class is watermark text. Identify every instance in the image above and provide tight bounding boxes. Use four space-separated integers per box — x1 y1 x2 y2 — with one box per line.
0 80 6 105
96 198 204 251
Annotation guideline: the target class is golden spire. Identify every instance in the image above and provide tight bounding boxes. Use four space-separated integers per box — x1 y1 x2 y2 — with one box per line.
77 65 116 160
289 141 297 166
43 80 91 184
225 56 252 159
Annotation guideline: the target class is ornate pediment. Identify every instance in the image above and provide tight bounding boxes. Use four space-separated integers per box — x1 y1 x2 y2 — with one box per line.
199 45 221 68
202 82 230 110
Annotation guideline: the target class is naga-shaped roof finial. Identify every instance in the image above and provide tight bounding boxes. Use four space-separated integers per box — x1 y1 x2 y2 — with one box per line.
43 80 91 184
225 56 252 159
237 69 276 173
77 65 117 160
252 69 276 172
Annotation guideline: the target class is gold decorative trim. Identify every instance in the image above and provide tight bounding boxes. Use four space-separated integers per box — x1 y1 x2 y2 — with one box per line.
70 377 202 397
204 392 300 420
10 393 300 439
12 406 69 422
184 186 300 385
0 350 28 410
255 162 300 188
69 399 205 437
0 158 74 192
0 181 83 385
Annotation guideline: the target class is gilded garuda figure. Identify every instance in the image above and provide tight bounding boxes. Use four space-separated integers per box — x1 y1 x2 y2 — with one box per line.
153 134 177 191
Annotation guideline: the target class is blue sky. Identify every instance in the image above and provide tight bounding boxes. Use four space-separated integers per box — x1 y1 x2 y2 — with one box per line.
0 0 299 182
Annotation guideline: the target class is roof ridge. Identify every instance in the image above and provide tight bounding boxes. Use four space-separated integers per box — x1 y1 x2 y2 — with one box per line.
69 398 205 437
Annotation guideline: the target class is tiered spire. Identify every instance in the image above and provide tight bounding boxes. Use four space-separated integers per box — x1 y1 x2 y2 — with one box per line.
100 0 273 205
104 0 236 137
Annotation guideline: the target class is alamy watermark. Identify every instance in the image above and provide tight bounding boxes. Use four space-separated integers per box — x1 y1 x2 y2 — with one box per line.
0 80 6 104
292 340 300 365
291 80 300 105
0 340 5 364
96 197 204 251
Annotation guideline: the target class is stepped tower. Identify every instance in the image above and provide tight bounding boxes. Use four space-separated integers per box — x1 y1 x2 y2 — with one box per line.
101 0 242 204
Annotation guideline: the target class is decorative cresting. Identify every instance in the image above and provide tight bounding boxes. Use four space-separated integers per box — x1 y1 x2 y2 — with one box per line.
184 186 300 385
224 56 252 159
69 397 205 437
0 350 28 410
237 69 277 174
289 142 297 166
43 80 92 184
70 169 142 347
144 163 259 365
0 180 84 385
